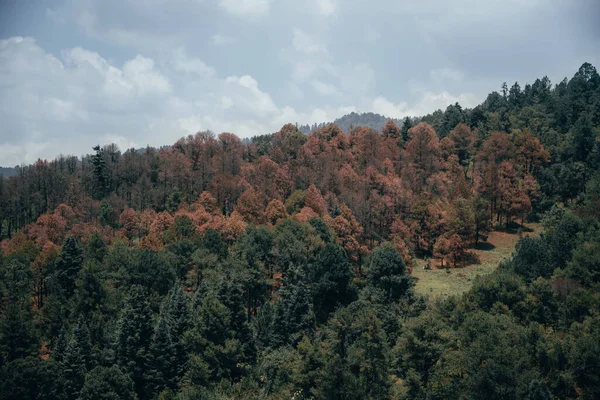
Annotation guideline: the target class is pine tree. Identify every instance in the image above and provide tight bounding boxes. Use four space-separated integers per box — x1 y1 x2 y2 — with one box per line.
165 283 190 378
62 323 88 399
401 116 413 143
311 243 353 323
52 325 68 363
0 302 38 363
72 316 93 371
73 262 107 322
90 145 109 199
217 280 255 361
86 232 108 263
272 277 315 347
146 315 176 398
54 237 84 298
114 285 153 398
79 365 137 400
366 243 415 302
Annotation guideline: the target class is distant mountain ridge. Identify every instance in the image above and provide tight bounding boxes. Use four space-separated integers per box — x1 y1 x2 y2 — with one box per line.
0 166 18 178
297 112 404 134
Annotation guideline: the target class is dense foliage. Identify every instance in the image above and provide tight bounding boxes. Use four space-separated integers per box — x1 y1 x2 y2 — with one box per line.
0 63 599 399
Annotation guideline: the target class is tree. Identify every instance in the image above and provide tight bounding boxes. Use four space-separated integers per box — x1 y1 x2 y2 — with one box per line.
114 286 153 397
79 365 137 400
272 279 315 348
401 117 413 143
448 123 475 165
265 199 288 225
0 303 38 363
146 315 176 397
62 317 91 399
311 243 353 322
54 236 84 298
91 145 109 199
305 184 327 216
405 122 441 191
366 243 414 301
382 120 401 140
235 187 265 224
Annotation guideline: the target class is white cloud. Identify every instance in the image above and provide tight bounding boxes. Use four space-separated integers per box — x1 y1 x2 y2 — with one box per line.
311 80 338 96
340 63 376 95
430 67 464 82
292 29 328 55
225 75 279 117
221 96 234 109
314 0 337 15
372 91 479 119
211 34 235 45
123 55 172 94
0 34 486 166
219 0 271 16
171 48 216 78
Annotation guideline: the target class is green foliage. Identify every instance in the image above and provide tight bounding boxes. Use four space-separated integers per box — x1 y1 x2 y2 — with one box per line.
54 236 84 298
2 62 600 399
0 302 38 363
285 189 305 214
311 242 353 322
114 285 153 398
0 358 63 400
366 243 414 302
80 365 137 400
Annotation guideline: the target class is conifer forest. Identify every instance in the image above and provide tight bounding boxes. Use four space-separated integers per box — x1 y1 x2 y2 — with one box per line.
1 62 600 399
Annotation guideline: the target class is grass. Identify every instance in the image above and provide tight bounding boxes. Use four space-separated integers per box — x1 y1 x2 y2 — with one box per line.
412 223 543 300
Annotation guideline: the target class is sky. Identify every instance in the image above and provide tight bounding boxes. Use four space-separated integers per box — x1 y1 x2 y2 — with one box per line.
0 0 599 166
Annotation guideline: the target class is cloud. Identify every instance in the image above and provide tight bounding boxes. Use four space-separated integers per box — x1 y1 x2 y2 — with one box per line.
311 80 338 96
314 0 338 16
292 29 328 55
219 0 271 16
372 91 479 119
430 68 464 82
171 48 216 78
211 34 235 46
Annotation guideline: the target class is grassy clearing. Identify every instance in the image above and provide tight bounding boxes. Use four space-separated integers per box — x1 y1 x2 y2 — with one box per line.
412 223 543 300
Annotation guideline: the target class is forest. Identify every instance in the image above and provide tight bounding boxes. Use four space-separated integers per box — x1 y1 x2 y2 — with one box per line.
0 62 599 399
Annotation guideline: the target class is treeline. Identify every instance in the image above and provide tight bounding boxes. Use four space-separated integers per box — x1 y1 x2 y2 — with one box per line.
0 63 599 399
297 112 405 134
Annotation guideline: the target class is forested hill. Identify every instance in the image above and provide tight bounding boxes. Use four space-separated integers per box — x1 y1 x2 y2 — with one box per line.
0 167 17 178
298 111 405 134
0 62 599 399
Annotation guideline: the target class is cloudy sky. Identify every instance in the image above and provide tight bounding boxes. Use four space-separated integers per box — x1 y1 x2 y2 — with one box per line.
0 0 598 166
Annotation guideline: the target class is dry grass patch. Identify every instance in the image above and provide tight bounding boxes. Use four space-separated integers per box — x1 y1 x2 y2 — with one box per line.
412 223 542 300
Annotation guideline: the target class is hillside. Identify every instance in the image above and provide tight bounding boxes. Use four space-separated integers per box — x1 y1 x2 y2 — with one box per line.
298 111 406 134
0 166 17 178
1 63 599 400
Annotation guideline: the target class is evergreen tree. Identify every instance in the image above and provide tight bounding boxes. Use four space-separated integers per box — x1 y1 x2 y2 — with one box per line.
52 324 68 363
91 145 109 199
272 278 315 347
114 285 153 398
54 237 84 298
311 243 353 323
73 262 107 322
146 315 176 397
63 325 87 400
366 243 414 302
165 283 191 378
86 232 108 263
80 365 138 400
401 116 413 143
0 302 38 363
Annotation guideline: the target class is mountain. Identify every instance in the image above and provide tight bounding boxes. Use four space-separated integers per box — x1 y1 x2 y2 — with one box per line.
0 166 18 178
298 112 404 134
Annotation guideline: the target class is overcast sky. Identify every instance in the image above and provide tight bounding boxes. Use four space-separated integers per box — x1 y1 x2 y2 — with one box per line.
0 0 598 166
